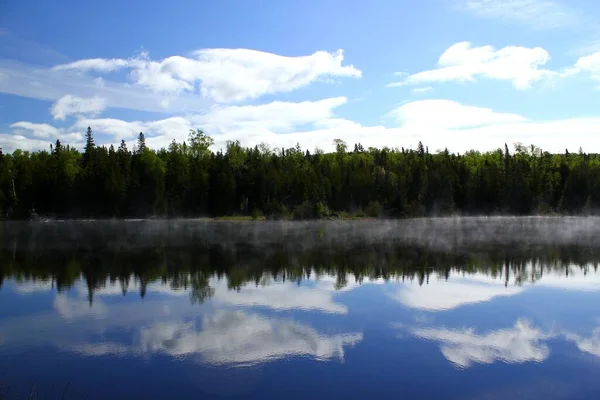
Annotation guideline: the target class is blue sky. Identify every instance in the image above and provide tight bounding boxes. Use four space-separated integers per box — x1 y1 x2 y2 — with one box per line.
1 0 600 153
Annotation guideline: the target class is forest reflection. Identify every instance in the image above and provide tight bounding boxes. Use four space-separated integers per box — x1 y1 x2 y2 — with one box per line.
2 238 598 305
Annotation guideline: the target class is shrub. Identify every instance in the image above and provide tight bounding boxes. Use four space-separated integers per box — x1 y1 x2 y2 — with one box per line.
365 200 382 218
293 200 314 220
315 201 331 218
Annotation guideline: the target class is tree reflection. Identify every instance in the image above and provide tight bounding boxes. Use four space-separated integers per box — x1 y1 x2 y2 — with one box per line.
1 221 600 304
189 271 214 305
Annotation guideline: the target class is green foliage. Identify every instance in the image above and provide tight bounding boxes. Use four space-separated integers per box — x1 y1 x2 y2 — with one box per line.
5 130 600 219
315 201 331 218
293 200 314 220
365 200 382 218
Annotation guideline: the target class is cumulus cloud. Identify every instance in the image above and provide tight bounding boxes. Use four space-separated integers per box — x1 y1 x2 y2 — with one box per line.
390 42 554 89
191 96 348 135
6 97 600 155
71 118 147 140
192 48 361 102
8 121 83 145
51 95 107 120
0 133 58 152
411 320 551 368
10 121 61 138
212 278 349 314
389 99 526 129
394 275 524 311
71 311 363 366
565 328 600 358
51 48 361 103
394 264 600 312
457 0 584 30
141 311 361 365
566 51 600 84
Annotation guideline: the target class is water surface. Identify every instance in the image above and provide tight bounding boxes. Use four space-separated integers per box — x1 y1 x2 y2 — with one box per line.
1 218 600 399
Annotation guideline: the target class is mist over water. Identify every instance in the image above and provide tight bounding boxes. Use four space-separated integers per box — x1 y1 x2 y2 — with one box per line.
2 217 600 399
5 216 600 252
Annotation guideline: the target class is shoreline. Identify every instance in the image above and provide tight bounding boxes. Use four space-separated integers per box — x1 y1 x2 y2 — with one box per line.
1 213 584 223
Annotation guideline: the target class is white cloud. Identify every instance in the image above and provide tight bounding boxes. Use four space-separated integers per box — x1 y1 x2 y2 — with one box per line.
565 328 600 358
9 121 83 144
213 279 348 314
51 95 107 120
411 86 433 94
395 263 600 312
71 118 146 140
390 42 554 90
0 47 359 120
10 121 61 138
53 58 131 72
7 121 83 148
6 97 600 155
394 276 523 311
458 0 583 30
0 59 212 114
136 311 362 365
66 116 196 148
50 48 361 103
525 264 600 291
69 311 363 366
386 100 600 153
53 294 107 320
412 319 551 368
0 133 58 152
192 96 347 135
566 51 600 84
192 48 361 102
389 99 526 129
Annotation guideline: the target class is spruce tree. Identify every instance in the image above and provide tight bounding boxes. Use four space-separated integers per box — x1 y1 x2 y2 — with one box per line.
137 132 146 153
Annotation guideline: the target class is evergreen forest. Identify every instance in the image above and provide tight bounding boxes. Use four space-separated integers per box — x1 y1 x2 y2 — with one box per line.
1 127 599 219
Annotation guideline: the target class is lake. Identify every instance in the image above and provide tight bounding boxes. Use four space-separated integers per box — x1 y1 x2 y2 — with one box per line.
1 218 600 399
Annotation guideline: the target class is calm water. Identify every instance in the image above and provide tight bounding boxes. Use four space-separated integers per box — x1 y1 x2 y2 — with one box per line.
2 218 600 399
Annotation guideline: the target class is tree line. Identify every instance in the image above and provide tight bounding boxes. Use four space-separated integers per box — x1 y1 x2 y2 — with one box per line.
1 127 600 219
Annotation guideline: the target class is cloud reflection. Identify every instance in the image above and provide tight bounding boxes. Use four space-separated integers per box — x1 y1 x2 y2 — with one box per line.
565 328 600 358
53 294 107 320
410 320 551 368
212 279 349 314
394 265 600 312
13 280 54 294
71 310 362 366
394 275 523 311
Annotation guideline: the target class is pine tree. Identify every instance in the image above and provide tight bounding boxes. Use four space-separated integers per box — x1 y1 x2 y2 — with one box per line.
417 141 425 157
118 140 128 154
85 127 95 153
137 132 146 153
54 139 63 156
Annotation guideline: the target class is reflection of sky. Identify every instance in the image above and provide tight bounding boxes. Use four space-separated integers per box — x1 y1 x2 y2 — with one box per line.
406 319 552 368
70 310 362 366
394 276 524 311
393 263 600 312
0 280 365 367
3 266 600 398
